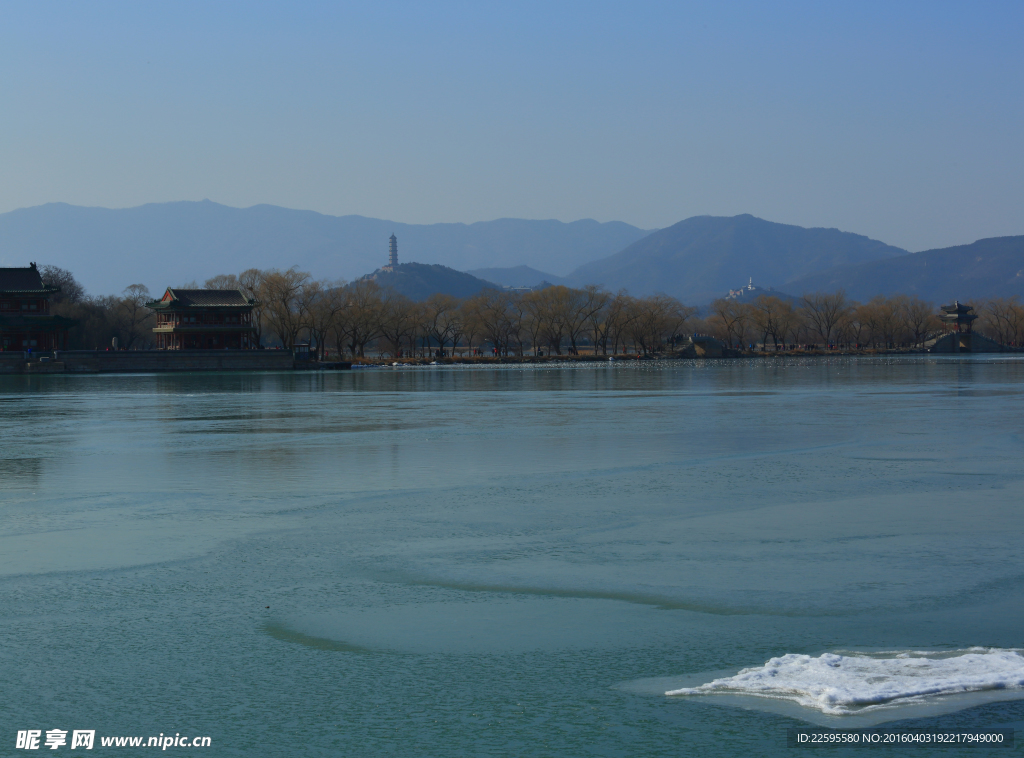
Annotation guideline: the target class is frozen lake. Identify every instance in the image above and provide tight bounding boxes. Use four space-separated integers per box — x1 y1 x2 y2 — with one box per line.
2 356 1023 755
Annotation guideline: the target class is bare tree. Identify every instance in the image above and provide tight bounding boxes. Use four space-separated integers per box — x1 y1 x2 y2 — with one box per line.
799 291 850 347
899 295 937 346
564 285 607 355
863 296 903 348
238 269 266 346
423 293 462 357
505 292 527 356
844 303 873 347
605 291 633 354
750 295 796 350
305 281 348 360
522 290 547 356
626 295 673 355
204 274 241 289
118 284 154 349
1006 300 1024 346
378 289 418 358
583 288 613 355
979 297 1024 346
532 286 568 355
39 265 86 304
457 298 483 356
658 294 697 350
750 295 778 349
339 279 384 357
471 289 516 356
260 268 311 349
708 298 750 348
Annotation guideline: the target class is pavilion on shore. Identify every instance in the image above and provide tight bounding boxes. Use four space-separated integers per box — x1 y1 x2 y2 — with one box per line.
0 263 75 351
929 301 1003 353
146 288 258 349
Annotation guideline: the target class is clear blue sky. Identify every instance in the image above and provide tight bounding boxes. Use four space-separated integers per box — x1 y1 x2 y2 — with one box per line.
1 0 1021 251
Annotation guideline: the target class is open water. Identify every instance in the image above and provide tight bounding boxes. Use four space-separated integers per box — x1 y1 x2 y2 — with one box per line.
2 356 1024 756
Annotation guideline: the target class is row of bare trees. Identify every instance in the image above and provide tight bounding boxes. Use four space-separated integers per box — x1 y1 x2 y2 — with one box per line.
979 298 1024 346
183 270 1024 356
706 293 940 349
708 292 1024 349
40 263 1024 354
203 269 699 358
40 266 157 350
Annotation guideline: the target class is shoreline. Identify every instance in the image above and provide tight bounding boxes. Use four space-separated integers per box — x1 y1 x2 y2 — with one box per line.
347 346 1019 367
2 346 1017 376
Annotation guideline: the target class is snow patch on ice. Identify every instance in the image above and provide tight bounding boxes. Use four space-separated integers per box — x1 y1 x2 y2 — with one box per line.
666 648 1024 716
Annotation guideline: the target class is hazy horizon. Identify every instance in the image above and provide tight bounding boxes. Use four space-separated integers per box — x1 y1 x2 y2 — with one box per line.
9 198 1021 256
3 2 1023 253
3 198 656 234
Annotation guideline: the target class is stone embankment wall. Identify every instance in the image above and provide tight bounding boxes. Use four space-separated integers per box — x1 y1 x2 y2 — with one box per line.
0 353 27 374
0 350 296 373
928 333 1006 353
56 350 297 372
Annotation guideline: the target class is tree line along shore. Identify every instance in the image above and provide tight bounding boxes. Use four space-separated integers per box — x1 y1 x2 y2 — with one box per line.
37 265 1024 360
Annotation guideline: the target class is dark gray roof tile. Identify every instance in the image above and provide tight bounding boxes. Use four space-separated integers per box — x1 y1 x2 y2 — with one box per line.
152 289 254 308
0 266 49 293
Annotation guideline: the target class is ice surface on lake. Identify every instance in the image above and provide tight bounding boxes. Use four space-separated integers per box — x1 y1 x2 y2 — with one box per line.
666 649 1024 715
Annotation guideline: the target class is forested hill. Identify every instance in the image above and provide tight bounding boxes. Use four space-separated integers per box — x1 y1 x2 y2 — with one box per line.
362 263 499 301
0 201 648 296
784 235 1024 303
565 214 906 303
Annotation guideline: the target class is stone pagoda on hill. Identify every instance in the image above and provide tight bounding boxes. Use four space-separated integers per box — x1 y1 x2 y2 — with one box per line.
381 234 399 272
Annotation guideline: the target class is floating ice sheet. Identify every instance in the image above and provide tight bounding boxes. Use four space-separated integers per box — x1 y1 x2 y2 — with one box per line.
666 649 1024 717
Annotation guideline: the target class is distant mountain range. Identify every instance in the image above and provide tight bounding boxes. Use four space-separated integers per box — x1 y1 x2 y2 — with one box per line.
1 201 1021 305
362 263 498 301
785 235 1024 303
0 201 648 296
563 214 908 303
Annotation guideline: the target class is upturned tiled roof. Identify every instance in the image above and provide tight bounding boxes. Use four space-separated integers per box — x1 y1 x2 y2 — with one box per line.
0 265 54 293
149 289 255 308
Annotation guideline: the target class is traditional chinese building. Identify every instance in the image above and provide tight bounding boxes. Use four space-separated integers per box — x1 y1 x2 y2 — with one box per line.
930 300 1004 353
146 288 258 350
0 263 75 351
938 301 978 333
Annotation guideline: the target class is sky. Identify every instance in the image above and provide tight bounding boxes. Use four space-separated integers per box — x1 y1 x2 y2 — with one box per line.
1 0 1022 252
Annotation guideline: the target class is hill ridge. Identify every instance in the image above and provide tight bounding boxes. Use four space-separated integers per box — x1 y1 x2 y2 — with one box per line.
565 214 906 303
362 262 499 301
0 201 648 295
785 235 1024 303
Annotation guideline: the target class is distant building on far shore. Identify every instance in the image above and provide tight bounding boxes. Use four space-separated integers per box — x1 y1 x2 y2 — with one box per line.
726 278 776 300
146 288 257 350
930 301 1005 353
0 263 75 351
